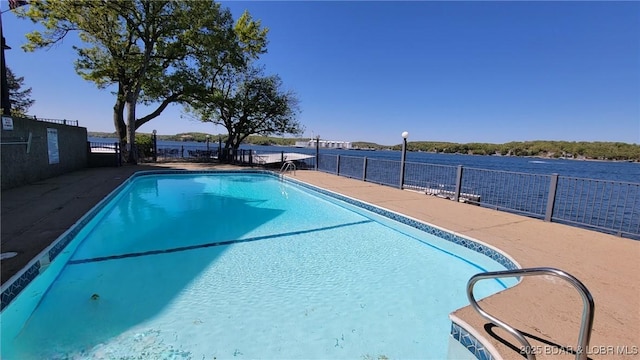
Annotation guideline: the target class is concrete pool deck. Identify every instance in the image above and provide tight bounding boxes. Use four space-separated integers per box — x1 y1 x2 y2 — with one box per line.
1 164 638 360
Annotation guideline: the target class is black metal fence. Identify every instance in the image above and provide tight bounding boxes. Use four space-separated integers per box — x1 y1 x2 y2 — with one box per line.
32 116 79 126
87 141 121 167
229 149 315 169
317 153 640 239
155 145 218 162
150 145 316 169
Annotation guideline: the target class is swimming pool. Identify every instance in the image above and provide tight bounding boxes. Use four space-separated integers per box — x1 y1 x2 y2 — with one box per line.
0 171 518 359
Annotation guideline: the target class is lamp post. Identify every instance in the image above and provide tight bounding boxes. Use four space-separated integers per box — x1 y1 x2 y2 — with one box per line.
152 129 157 162
206 134 210 151
399 131 409 189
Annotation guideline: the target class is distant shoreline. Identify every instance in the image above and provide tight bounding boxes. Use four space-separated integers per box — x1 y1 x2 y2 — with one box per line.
87 132 640 162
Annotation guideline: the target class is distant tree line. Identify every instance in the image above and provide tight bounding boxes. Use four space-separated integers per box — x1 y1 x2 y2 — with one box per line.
89 132 640 161
392 141 640 161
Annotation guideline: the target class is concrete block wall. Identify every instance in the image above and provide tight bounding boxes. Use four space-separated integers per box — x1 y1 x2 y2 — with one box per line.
1 117 88 190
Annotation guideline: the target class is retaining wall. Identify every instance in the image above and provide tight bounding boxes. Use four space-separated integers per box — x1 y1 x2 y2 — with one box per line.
1 117 88 190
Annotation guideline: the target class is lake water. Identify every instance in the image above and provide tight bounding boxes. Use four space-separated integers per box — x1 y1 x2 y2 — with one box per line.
88 137 639 183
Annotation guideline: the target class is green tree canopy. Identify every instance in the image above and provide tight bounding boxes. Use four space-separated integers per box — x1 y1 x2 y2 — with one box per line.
4 67 35 117
18 0 267 163
186 66 303 158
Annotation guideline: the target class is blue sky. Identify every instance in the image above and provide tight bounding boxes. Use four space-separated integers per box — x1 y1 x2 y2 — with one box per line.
2 1 639 145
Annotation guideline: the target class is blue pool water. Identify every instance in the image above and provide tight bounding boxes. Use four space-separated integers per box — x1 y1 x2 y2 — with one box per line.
1 172 516 359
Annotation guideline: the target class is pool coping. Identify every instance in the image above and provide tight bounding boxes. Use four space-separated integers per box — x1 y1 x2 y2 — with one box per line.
1 169 521 360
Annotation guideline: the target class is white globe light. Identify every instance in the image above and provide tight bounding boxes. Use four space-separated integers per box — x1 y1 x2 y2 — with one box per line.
401 131 409 139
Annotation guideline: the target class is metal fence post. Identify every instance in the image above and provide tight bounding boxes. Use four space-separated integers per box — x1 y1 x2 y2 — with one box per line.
181 145 184 158
362 157 367 181
281 151 284 163
545 173 559 222
454 165 464 202
336 155 341 175
315 136 319 171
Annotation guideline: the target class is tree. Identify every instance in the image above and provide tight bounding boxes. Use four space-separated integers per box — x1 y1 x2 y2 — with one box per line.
4 67 35 117
186 66 303 159
19 1 266 163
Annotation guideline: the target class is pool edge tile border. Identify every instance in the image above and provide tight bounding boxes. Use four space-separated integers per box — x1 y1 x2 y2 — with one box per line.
449 314 504 360
1 169 520 360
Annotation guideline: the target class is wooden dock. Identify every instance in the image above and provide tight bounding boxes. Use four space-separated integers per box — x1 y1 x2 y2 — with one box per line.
249 152 315 165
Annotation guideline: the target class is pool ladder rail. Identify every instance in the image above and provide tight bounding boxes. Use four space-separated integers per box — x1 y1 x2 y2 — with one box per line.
280 160 296 176
467 267 595 360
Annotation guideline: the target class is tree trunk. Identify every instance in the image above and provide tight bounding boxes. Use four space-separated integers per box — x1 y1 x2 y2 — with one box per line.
113 94 127 163
113 85 127 140
113 101 126 141
126 98 137 164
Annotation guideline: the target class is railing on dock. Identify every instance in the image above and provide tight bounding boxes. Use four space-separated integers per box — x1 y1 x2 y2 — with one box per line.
317 153 640 239
552 177 640 237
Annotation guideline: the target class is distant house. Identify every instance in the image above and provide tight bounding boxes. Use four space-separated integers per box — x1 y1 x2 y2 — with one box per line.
295 140 352 149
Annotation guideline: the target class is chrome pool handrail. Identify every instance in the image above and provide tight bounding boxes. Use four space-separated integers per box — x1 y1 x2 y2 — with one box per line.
467 267 595 360
280 160 296 175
